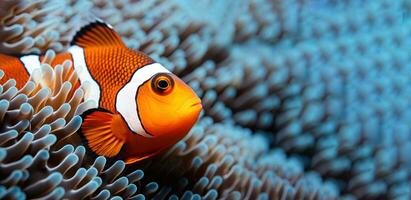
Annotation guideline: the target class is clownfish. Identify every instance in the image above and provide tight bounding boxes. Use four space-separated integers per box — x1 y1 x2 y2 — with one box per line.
0 21 202 164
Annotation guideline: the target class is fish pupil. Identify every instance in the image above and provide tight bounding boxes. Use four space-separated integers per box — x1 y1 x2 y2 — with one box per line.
158 79 169 89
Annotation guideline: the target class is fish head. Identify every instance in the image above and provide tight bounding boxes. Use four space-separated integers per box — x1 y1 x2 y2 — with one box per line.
135 72 202 141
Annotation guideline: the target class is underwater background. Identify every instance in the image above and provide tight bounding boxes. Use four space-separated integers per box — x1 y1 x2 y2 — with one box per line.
0 0 411 199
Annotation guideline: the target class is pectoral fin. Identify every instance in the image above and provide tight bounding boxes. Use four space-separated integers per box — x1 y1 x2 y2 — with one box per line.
79 108 125 158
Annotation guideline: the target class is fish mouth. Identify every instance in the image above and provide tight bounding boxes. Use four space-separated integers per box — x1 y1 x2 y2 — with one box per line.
191 102 202 108
178 97 202 114
190 97 203 110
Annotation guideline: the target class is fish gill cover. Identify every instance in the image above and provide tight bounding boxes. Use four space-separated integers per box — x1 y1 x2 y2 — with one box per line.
0 0 410 199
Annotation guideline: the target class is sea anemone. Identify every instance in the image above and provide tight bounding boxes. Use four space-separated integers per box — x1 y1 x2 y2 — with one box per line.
0 51 162 199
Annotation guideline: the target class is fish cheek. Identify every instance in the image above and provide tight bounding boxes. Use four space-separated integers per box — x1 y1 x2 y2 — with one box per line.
136 82 177 137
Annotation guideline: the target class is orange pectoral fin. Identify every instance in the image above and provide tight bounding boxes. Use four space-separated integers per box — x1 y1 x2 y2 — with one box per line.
79 108 125 158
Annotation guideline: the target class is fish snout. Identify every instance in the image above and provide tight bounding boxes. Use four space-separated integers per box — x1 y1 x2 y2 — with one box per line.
178 96 202 123
187 96 202 112
190 97 202 110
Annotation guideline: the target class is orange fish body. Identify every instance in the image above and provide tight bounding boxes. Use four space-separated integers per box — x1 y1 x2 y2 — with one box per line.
0 21 202 164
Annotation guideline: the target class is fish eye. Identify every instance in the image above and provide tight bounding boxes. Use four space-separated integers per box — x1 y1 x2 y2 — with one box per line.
152 73 174 94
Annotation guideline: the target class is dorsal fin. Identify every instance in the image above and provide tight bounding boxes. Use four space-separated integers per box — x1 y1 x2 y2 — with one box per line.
71 20 125 48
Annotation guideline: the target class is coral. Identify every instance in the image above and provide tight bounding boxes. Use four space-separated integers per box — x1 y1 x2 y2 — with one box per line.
1 0 411 200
